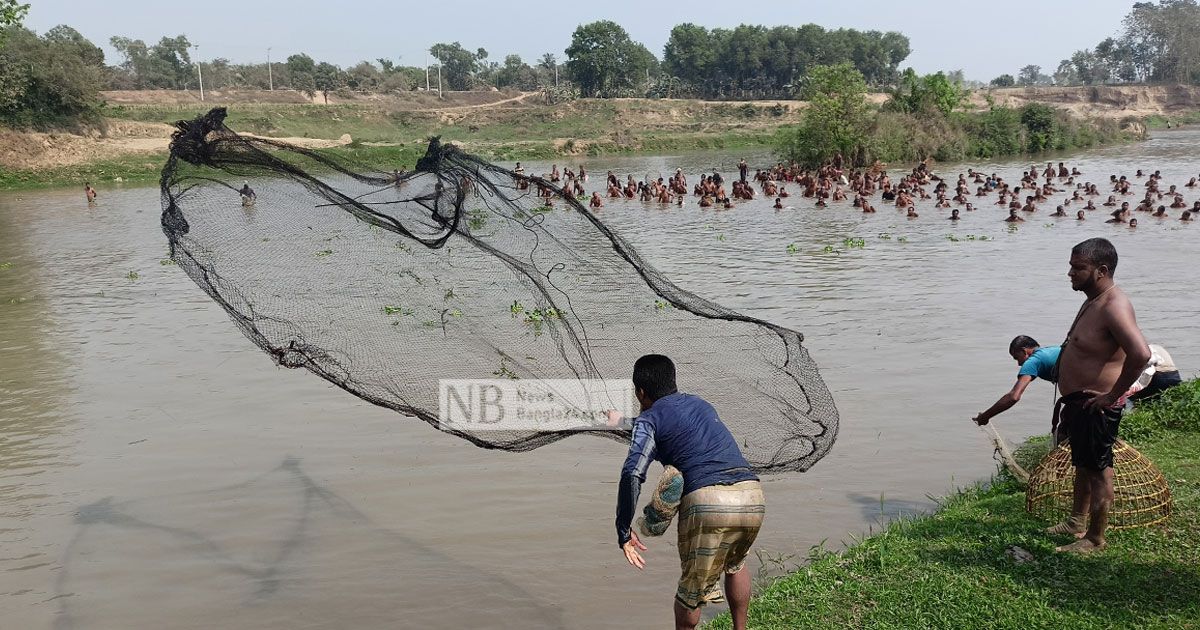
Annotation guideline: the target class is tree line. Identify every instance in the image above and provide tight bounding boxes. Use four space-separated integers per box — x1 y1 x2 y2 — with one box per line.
991 0 1200 87
0 11 911 128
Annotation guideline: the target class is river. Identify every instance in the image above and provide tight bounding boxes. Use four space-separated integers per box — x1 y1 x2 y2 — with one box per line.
1 131 1197 629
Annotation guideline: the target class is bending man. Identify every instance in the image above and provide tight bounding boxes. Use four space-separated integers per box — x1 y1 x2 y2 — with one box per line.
609 355 765 630
972 335 1059 428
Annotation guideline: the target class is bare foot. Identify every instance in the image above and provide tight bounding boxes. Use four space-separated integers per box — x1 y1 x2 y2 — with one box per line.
1055 538 1107 554
1045 519 1086 536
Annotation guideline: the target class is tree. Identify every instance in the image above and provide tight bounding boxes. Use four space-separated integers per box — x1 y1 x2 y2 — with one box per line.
991 74 1016 87
1018 64 1042 86
110 34 192 89
1053 59 1080 85
429 42 486 90
0 25 105 128
565 20 657 97
286 53 316 95
663 23 715 84
0 0 28 33
313 61 342 102
495 54 537 89
777 63 873 166
887 69 966 116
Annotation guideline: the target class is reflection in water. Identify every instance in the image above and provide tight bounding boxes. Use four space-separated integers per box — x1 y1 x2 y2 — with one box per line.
54 457 562 630
0 193 74 525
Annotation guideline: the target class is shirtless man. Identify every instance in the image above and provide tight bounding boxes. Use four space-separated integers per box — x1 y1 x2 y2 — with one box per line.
1053 238 1150 553
1005 208 1025 222
949 208 960 221
1052 205 1067 217
84 183 98 204
589 192 603 209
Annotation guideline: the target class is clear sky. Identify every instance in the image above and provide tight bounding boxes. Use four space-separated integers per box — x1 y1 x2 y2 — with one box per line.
23 0 1132 82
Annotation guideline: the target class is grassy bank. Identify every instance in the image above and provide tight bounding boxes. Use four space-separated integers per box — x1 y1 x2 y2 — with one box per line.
1144 110 1200 130
2 98 789 191
709 379 1200 629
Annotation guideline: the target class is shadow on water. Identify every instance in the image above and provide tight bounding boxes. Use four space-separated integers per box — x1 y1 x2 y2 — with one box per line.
845 491 934 526
53 457 564 629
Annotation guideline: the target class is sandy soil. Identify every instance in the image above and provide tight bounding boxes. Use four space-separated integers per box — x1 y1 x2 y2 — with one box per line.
6 86 1200 173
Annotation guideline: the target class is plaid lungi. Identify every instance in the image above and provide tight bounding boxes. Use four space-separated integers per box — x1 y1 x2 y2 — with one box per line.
675 480 766 609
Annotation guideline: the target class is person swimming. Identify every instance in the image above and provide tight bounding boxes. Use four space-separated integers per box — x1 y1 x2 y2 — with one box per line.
84 183 97 204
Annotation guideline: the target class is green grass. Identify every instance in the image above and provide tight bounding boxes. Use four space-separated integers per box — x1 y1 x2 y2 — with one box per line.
1144 111 1200 130
708 379 1200 629
0 152 168 190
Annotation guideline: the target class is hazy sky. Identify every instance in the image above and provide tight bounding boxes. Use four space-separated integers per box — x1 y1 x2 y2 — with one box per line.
24 0 1132 81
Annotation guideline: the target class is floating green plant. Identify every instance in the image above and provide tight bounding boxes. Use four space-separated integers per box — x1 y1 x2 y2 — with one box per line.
524 307 563 324
510 300 525 316
493 355 519 380
1007 224 1019 233
159 258 176 265
843 237 866 249
822 245 840 254
786 243 799 254
716 233 726 242
444 288 457 302
654 299 674 310
897 236 908 243
468 209 488 230
0 262 12 270
945 234 960 242
878 233 892 240
383 305 414 316
316 249 333 257
395 241 412 253
125 270 139 281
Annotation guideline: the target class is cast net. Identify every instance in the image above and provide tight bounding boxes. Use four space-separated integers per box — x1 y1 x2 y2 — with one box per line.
159 108 838 472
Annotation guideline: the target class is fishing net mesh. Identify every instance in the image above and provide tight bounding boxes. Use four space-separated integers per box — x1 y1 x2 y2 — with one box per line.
1026 439 1172 530
159 108 838 472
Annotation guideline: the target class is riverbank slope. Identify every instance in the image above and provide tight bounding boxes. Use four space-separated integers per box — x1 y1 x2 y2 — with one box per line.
2 85 1196 190
707 379 1200 629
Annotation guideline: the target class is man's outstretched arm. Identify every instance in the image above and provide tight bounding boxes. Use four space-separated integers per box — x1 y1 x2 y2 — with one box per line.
974 375 1035 425
616 419 656 548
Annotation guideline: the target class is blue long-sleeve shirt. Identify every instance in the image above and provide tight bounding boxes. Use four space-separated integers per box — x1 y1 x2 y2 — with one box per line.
615 392 757 546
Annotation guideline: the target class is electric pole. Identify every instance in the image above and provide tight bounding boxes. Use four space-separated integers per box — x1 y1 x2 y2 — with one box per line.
194 44 204 101
267 47 273 90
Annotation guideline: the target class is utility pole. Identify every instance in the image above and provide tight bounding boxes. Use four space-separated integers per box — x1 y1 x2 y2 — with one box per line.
436 51 443 97
194 44 204 101
267 47 273 90
554 64 558 87
425 52 430 91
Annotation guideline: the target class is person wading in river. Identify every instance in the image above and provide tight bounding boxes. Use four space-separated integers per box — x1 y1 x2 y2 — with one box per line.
607 355 765 630
1052 237 1150 553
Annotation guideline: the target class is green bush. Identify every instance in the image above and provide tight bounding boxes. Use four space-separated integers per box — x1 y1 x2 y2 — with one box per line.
1122 378 1200 442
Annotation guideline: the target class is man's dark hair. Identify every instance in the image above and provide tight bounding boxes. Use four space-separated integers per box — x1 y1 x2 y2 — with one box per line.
633 354 678 402
1009 335 1039 355
1072 237 1118 274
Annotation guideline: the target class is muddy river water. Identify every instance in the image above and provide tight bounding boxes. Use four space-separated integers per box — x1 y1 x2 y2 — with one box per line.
2 131 1198 628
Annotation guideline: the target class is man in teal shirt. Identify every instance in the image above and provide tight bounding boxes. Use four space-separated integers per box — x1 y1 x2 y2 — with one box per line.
973 335 1060 426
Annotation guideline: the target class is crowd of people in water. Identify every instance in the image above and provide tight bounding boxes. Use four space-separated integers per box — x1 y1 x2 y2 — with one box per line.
512 156 1200 227
83 155 1200 229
